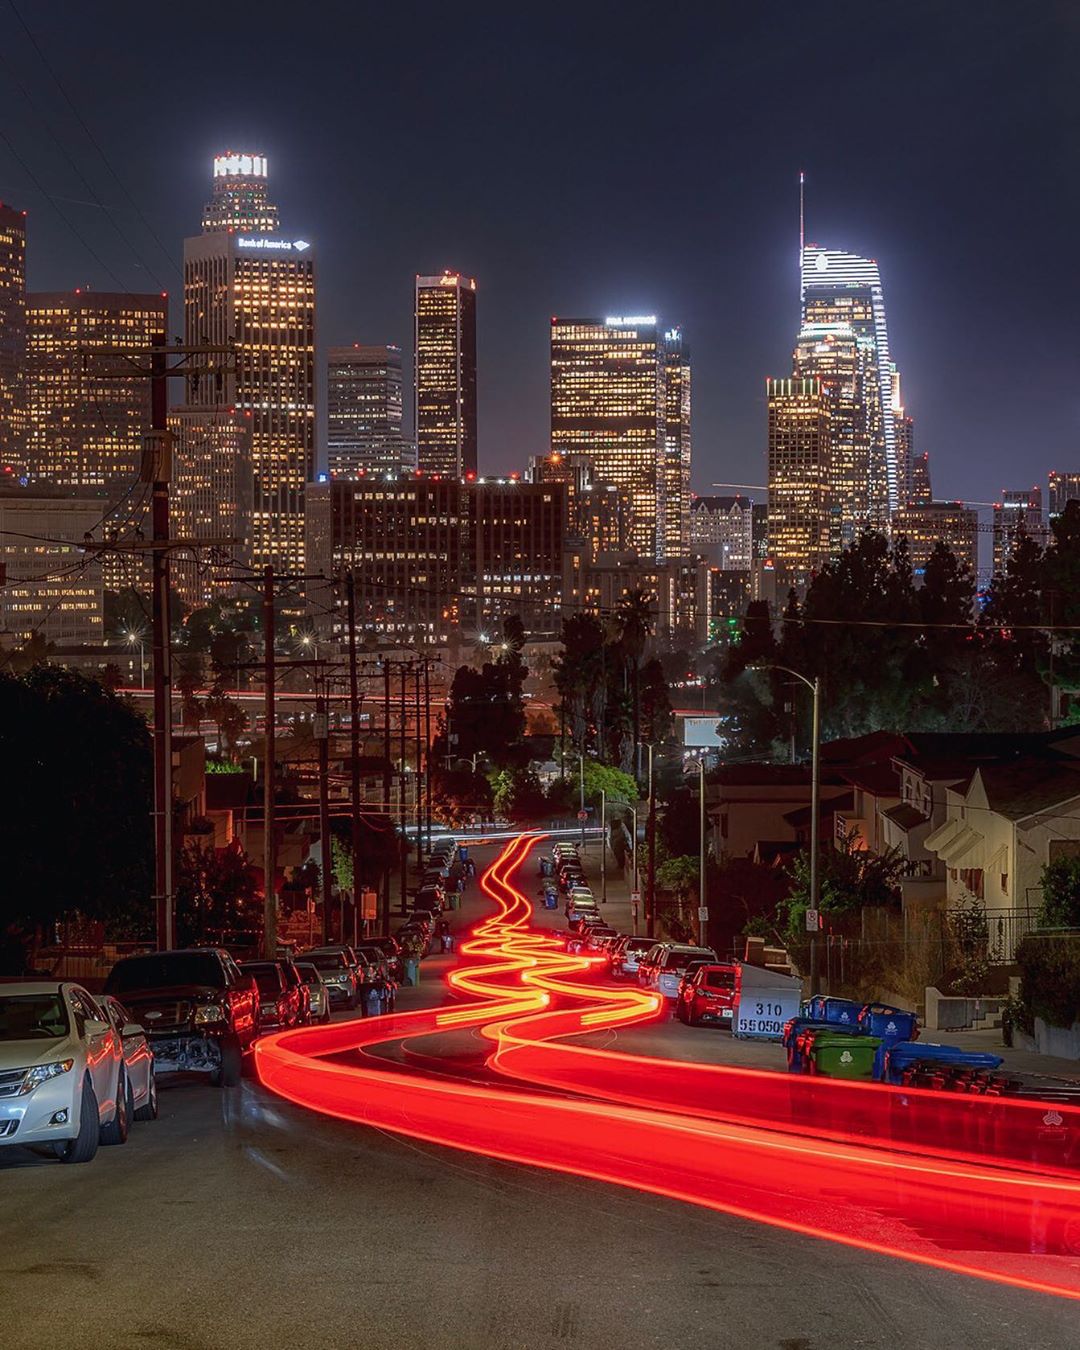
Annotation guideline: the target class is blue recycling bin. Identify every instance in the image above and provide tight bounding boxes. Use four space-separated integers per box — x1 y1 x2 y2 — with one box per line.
543 889 558 910
858 1004 918 1041
876 1040 1003 1085
815 997 865 1028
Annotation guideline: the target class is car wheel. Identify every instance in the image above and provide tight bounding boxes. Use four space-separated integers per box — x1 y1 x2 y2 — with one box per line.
676 1001 688 1024
55 1077 100 1164
134 1065 158 1121
100 1070 131 1145
321 1007 331 1024
216 1035 243 1088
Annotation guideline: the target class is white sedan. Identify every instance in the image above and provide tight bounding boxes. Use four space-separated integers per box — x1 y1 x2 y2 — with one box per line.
0 982 128 1163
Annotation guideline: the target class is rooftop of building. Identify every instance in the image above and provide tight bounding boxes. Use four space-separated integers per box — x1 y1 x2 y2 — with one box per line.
970 760 1080 820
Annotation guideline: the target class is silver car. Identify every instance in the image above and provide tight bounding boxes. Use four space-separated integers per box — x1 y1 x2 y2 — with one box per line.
95 993 158 1122
0 982 127 1163
294 961 331 1023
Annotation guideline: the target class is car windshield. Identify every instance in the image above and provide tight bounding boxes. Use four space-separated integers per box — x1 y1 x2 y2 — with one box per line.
106 952 223 993
308 954 346 971
705 969 736 989
626 941 651 953
662 949 714 970
295 963 321 982
0 992 69 1041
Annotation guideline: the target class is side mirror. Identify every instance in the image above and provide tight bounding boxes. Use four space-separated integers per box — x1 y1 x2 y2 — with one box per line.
84 1017 111 1038
121 1021 145 1039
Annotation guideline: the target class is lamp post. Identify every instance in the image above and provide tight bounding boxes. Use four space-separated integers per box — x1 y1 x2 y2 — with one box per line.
750 663 822 994
645 742 656 939
600 786 607 904
579 752 586 850
124 630 146 688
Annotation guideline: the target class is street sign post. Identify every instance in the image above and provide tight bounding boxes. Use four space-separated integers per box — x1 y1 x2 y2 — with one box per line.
806 908 820 932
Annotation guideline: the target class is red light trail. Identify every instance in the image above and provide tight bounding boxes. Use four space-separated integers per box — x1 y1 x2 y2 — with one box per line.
256 832 1080 1301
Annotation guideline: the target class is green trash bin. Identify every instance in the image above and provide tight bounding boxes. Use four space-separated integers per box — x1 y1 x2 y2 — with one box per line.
810 1033 882 1080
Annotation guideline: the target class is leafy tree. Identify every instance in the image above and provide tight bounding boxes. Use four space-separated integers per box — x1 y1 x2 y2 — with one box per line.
204 684 249 761
779 828 906 943
614 587 655 765
174 839 260 946
440 653 527 769
581 760 638 807
429 765 493 828
0 666 153 957
639 658 673 747
490 767 547 821
1038 855 1080 929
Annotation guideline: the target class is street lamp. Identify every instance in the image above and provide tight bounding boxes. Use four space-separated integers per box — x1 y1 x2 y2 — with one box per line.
749 663 822 994
599 786 607 904
124 630 146 688
698 752 707 948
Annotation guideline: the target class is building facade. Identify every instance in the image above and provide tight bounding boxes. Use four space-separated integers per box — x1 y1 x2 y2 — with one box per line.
550 315 688 562
891 500 979 578
25 290 167 491
327 344 411 477
1048 471 1080 519
526 451 629 558
801 245 896 516
168 407 254 609
414 272 477 478
689 494 754 570
661 327 691 557
202 153 278 233
306 475 565 644
0 488 103 643
184 154 315 575
992 487 1046 576
0 203 26 481
766 377 831 585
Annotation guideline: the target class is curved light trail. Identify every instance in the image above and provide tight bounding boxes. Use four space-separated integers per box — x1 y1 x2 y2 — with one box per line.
257 832 1080 1301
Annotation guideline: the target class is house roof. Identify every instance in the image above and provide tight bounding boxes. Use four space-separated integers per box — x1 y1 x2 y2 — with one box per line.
783 791 854 829
712 763 847 787
819 731 909 766
898 729 1080 774
882 802 926 832
974 761 1080 821
836 761 902 797
753 840 801 866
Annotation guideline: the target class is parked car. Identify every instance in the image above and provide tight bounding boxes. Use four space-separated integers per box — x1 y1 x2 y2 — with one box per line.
294 961 332 1023
95 993 158 1122
104 949 259 1087
566 896 600 929
645 945 720 1004
584 926 619 952
303 949 358 1010
610 935 653 979
240 961 301 1032
676 963 739 1026
367 936 404 982
0 982 127 1163
279 958 312 1024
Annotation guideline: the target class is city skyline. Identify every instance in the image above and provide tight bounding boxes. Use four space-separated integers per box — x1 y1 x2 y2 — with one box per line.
0 4 1075 504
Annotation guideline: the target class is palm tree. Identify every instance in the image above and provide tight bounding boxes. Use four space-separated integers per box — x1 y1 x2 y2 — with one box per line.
614 589 655 774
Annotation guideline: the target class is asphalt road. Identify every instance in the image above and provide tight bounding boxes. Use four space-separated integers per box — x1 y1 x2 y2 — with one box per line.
3 859 1079 1349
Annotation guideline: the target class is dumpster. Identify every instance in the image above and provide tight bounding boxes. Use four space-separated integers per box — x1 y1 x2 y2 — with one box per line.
859 1003 918 1041
809 1032 882 1080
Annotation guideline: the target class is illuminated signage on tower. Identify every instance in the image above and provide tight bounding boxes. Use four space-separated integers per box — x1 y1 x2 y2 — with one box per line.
214 153 268 178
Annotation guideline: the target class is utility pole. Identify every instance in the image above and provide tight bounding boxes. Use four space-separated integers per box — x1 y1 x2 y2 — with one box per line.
809 675 822 997
315 694 332 943
148 335 174 950
345 573 363 936
90 337 237 952
698 755 708 948
382 659 392 934
646 743 657 939
423 659 433 856
414 663 423 858
262 565 277 958
600 787 607 904
399 662 408 915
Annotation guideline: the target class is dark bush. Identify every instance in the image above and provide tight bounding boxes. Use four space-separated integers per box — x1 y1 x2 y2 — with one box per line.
1016 934 1080 1030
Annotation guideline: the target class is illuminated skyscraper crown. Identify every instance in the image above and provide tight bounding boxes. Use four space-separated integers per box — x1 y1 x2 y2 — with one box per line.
202 152 279 234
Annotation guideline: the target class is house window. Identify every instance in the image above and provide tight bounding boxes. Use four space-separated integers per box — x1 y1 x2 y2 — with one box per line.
1001 873 1008 894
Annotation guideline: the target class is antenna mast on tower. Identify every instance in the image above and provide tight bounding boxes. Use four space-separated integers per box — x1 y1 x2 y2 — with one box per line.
798 170 806 315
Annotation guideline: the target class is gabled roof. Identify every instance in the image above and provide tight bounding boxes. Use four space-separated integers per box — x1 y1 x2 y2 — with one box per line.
974 762 1080 821
882 802 926 831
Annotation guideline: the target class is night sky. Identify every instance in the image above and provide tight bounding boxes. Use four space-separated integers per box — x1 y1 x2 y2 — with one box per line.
1 0 1077 505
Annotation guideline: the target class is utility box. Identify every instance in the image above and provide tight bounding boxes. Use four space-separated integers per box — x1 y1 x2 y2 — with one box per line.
733 962 803 1041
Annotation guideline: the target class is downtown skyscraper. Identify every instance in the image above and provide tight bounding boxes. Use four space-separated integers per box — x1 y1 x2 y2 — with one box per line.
414 272 477 478
184 153 315 574
766 377 832 583
327 344 412 477
0 202 26 480
549 315 690 561
800 244 897 521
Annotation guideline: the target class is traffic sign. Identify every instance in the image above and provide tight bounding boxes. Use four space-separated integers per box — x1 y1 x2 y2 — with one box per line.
697 906 709 923
577 809 588 820
630 890 640 907
806 908 820 932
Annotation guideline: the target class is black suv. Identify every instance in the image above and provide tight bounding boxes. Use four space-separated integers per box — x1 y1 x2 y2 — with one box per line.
103 948 259 1087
